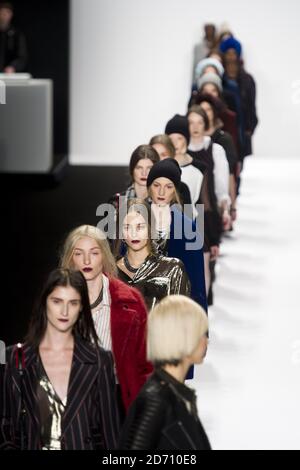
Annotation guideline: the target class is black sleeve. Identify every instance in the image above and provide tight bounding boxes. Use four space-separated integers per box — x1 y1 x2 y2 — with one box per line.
221 132 238 174
10 31 28 72
0 353 19 450
97 350 121 450
179 182 192 206
245 74 258 134
119 388 167 450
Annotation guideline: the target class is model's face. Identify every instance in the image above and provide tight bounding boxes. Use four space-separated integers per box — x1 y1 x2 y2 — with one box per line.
205 25 215 41
191 336 208 364
188 112 206 138
203 66 218 75
152 143 170 161
46 286 82 334
151 177 175 206
0 8 13 28
133 159 154 186
72 237 103 281
199 102 214 128
169 134 187 156
123 211 149 252
224 48 238 63
202 83 219 98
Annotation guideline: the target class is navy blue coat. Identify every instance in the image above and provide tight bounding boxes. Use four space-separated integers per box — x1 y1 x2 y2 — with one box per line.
167 206 207 312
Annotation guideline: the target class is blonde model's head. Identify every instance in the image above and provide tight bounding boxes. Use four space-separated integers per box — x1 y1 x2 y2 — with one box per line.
147 295 208 366
60 225 117 277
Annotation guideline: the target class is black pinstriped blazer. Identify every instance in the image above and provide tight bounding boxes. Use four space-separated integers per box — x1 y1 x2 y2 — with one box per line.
0 337 120 450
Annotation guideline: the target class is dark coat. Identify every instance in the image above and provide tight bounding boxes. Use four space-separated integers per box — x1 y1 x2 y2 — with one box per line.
167 207 207 312
0 338 120 450
0 27 27 72
119 369 211 450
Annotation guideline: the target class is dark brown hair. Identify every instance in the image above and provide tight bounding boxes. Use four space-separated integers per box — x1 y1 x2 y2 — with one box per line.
25 269 99 348
129 145 160 181
187 105 210 131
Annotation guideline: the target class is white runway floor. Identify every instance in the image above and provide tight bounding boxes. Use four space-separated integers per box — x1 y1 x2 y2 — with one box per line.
191 158 300 450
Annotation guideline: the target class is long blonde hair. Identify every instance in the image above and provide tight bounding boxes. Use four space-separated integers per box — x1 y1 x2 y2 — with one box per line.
60 225 117 277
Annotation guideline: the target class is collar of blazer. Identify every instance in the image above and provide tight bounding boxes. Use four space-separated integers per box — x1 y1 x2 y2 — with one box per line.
107 275 142 306
11 338 100 437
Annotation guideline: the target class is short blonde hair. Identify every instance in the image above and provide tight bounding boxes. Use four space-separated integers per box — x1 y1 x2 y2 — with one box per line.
147 295 208 365
60 225 117 277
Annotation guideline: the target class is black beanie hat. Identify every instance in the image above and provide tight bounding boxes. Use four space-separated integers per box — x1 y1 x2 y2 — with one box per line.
147 158 182 189
165 114 190 144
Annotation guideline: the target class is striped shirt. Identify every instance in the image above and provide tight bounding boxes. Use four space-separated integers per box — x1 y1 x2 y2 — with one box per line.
92 274 112 353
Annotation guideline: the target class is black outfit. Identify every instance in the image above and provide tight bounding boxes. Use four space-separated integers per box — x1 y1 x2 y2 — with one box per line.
0 26 27 72
211 128 238 175
188 143 222 248
0 338 120 450
223 69 258 158
119 368 211 450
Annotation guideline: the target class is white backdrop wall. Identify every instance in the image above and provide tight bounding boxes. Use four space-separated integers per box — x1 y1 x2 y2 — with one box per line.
70 0 300 165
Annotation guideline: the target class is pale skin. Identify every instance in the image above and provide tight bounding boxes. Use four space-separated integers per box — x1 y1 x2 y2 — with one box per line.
117 211 150 279
151 143 171 161
164 335 208 383
71 237 104 312
132 158 154 199
150 177 174 237
39 285 82 402
168 133 193 167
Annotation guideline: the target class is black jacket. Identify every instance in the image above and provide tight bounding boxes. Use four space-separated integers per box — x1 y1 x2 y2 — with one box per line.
119 369 211 450
0 338 120 450
0 26 27 72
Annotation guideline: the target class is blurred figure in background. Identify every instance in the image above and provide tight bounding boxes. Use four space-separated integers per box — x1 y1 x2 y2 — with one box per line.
192 23 217 89
0 2 27 73
220 36 258 160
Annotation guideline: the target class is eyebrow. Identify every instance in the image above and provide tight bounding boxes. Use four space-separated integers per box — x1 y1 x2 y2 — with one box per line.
73 247 100 251
50 296 81 301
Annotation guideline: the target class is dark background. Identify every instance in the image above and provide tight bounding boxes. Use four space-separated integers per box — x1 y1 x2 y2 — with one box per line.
12 0 70 156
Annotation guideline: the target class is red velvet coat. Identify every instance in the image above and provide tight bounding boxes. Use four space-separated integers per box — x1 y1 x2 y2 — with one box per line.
108 277 153 412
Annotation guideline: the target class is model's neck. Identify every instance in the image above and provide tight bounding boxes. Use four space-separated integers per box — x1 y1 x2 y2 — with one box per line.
175 153 192 166
127 246 150 267
163 361 190 383
134 183 148 199
87 273 103 305
40 326 74 352
190 135 205 146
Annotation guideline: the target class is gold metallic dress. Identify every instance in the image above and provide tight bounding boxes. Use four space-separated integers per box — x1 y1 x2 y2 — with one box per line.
118 254 191 311
37 358 67 451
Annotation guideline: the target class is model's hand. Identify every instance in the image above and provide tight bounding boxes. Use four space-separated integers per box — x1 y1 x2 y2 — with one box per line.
210 245 220 261
222 210 232 231
230 207 237 222
4 66 16 74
